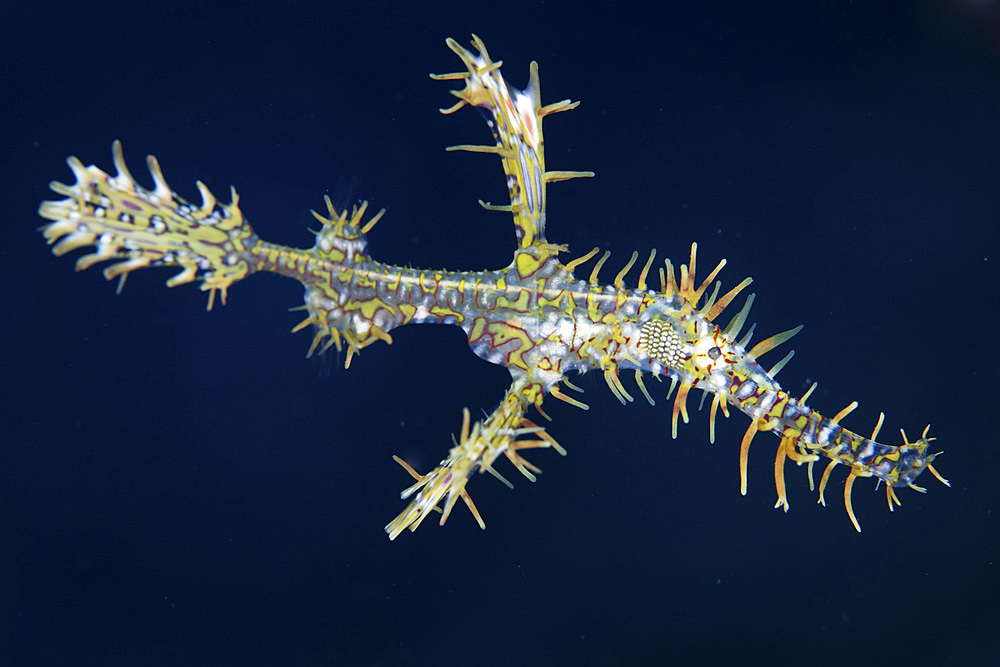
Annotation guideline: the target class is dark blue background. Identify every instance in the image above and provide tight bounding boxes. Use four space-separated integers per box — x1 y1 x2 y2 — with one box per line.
3 1 998 665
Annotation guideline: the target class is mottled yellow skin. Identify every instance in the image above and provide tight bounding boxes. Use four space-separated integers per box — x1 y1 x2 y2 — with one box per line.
38 36 946 539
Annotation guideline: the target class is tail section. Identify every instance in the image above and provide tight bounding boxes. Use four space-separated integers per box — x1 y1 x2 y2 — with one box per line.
731 384 947 532
39 140 259 310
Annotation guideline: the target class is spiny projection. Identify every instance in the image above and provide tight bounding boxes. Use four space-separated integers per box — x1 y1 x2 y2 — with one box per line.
38 35 946 540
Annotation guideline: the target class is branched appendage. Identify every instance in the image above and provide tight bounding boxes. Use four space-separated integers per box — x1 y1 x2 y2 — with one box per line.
39 140 259 310
433 35 593 250
385 379 565 540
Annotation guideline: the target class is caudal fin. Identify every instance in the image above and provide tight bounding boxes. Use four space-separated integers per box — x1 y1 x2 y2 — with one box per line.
39 140 259 310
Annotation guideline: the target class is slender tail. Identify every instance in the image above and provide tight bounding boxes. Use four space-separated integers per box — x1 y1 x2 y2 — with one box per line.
732 386 948 532
39 140 259 310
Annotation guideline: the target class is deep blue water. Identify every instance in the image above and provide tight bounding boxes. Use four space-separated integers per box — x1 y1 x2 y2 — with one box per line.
2 2 998 665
